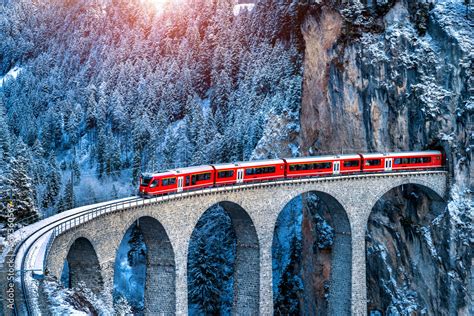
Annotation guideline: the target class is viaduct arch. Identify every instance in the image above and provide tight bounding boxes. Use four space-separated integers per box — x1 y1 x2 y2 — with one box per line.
273 190 352 315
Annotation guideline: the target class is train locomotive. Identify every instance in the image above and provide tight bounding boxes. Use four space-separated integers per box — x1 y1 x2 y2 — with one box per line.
138 151 444 197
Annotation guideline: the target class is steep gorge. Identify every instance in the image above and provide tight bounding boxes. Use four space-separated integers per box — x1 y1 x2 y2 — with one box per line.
295 0 472 314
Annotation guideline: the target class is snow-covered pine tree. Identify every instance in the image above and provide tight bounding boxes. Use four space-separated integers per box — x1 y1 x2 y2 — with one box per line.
62 175 75 212
0 104 11 164
71 159 81 185
106 137 121 177
188 237 221 314
42 153 61 209
96 128 107 179
274 234 303 314
0 141 39 226
114 294 133 316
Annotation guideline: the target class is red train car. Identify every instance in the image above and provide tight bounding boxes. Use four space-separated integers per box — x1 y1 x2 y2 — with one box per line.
212 163 239 186
139 165 215 196
236 159 286 183
284 154 362 177
361 151 443 172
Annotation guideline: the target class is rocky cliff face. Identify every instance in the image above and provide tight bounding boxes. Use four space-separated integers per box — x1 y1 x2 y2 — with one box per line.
294 0 472 314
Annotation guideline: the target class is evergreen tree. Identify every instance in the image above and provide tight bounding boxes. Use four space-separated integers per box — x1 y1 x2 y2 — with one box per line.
0 143 39 226
42 153 61 209
96 129 107 178
111 184 119 200
71 159 81 185
0 105 11 164
274 234 303 315
162 129 178 169
62 175 75 212
188 238 221 314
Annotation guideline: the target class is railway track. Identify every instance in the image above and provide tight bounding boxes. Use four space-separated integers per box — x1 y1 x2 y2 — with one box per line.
12 196 142 315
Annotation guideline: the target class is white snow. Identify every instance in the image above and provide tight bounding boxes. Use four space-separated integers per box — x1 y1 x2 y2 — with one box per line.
5 196 138 313
0 66 22 88
233 4 255 16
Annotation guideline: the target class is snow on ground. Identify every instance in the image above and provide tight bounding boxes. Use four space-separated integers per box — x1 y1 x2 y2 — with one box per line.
5 196 137 314
2 196 135 267
42 276 114 315
0 66 22 88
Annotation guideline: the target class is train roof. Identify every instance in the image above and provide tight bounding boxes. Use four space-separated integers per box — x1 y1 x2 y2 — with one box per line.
234 159 285 167
145 165 213 177
284 154 361 163
145 170 175 177
171 165 214 174
361 151 441 158
212 163 239 170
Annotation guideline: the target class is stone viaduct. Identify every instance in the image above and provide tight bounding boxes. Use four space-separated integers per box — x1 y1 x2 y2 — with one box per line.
45 171 447 315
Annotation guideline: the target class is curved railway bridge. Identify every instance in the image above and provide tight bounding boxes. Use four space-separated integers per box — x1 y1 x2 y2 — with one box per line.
8 170 447 315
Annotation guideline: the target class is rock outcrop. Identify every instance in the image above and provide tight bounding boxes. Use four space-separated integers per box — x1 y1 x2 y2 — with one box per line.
295 0 472 314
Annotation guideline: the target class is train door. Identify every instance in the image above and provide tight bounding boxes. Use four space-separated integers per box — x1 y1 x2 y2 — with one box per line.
237 169 244 183
384 158 393 172
333 161 340 175
177 176 184 192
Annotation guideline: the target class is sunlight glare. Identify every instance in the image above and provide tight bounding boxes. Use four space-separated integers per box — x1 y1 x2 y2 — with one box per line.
146 0 183 13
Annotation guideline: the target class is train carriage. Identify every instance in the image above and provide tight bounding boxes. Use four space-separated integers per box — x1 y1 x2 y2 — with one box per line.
139 165 215 196
139 171 178 196
361 151 443 172
212 163 239 186
235 159 286 183
284 154 362 177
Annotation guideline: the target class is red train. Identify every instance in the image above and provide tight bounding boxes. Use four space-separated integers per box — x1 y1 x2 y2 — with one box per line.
138 151 444 197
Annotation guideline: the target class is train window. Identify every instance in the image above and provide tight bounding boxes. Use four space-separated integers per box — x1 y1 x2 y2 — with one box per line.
162 178 176 186
246 166 277 175
422 157 431 163
365 159 381 166
149 180 158 188
343 160 359 167
186 176 190 186
315 162 331 169
394 158 401 164
218 170 234 178
141 176 152 186
193 173 211 182
289 164 298 171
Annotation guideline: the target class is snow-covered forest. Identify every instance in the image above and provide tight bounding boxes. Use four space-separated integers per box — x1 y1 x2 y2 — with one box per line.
0 0 303 224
